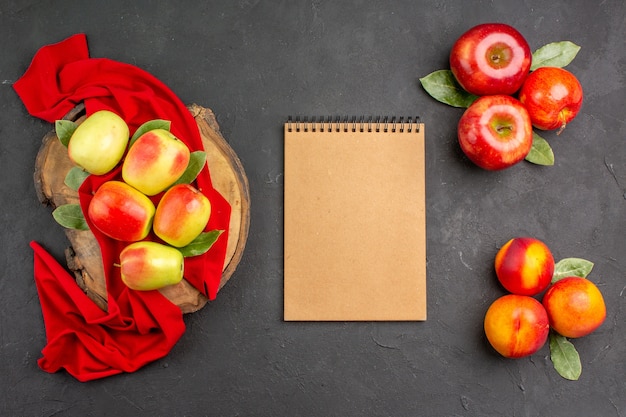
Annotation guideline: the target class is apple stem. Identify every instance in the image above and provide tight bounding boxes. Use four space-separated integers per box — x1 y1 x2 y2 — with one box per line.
113 263 121 268
557 113 567 136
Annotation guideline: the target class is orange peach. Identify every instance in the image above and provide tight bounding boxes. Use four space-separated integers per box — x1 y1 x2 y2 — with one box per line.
542 277 606 338
495 237 555 296
484 294 549 358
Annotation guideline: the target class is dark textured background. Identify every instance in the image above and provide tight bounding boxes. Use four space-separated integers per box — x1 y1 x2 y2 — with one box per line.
1 1 625 416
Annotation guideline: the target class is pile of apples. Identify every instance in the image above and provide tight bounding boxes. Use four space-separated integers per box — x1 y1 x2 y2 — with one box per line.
58 110 213 291
484 237 606 380
422 23 584 170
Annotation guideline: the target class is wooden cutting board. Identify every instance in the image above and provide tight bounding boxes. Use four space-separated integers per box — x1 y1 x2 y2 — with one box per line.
33 103 250 313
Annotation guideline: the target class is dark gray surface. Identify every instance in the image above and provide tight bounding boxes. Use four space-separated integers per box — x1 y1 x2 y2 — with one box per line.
1 1 625 416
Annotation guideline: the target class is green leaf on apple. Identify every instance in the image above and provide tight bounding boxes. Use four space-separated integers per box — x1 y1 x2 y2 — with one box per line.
129 119 172 147
419 69 478 108
52 204 89 231
549 331 582 380
178 230 224 258
531 41 581 71
55 120 78 147
64 166 91 191
173 151 207 185
552 258 594 283
525 132 554 166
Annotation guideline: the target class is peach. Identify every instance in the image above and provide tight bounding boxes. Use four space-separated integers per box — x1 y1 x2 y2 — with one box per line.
542 277 606 338
484 294 549 358
495 237 555 296
87 181 155 242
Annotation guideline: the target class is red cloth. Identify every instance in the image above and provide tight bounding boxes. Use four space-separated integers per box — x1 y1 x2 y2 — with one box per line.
14 34 231 381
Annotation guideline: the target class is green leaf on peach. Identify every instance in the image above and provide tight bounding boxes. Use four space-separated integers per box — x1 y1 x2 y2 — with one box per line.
64 166 91 191
52 204 89 231
531 41 581 71
419 69 478 108
552 258 594 283
178 230 224 258
129 119 171 147
55 120 78 147
174 151 207 185
549 332 582 380
525 132 554 166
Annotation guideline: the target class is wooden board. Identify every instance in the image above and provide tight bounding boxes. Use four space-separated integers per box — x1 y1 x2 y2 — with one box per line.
33 103 250 314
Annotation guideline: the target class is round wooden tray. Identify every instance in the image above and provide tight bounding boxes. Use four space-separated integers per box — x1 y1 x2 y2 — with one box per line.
34 103 250 313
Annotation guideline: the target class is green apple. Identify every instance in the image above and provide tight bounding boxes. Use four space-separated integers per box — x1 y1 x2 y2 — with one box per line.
119 241 184 291
87 180 155 242
67 110 130 175
122 129 191 196
153 184 212 247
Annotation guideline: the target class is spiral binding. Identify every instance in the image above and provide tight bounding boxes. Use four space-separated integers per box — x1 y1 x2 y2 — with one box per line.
286 115 421 133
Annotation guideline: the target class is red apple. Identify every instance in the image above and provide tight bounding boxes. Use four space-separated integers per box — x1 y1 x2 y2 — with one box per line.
450 23 531 96
122 129 191 196
518 66 583 133
457 95 533 170
119 241 184 291
88 180 155 242
153 184 212 247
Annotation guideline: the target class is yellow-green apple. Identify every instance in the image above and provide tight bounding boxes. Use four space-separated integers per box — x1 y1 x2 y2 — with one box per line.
542 277 606 338
518 66 583 134
450 23 531 96
484 294 549 358
153 184 212 247
495 237 555 296
67 110 130 175
87 180 155 242
457 94 533 170
122 129 191 196
119 241 184 291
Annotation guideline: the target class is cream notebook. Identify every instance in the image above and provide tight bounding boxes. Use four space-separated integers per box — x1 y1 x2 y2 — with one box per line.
284 116 426 321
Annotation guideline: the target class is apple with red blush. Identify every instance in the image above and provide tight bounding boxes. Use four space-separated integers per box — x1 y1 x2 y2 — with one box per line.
457 94 533 170
119 241 184 291
519 66 583 134
153 184 212 248
87 180 155 242
122 129 191 196
450 23 532 96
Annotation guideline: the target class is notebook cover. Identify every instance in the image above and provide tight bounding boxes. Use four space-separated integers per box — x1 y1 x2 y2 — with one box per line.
284 118 426 321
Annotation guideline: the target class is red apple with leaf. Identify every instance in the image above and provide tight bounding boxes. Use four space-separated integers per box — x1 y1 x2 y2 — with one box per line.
449 23 532 96
457 95 533 170
518 66 583 134
88 180 156 242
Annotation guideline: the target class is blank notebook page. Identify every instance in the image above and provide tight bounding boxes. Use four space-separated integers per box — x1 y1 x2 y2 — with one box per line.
284 118 426 321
